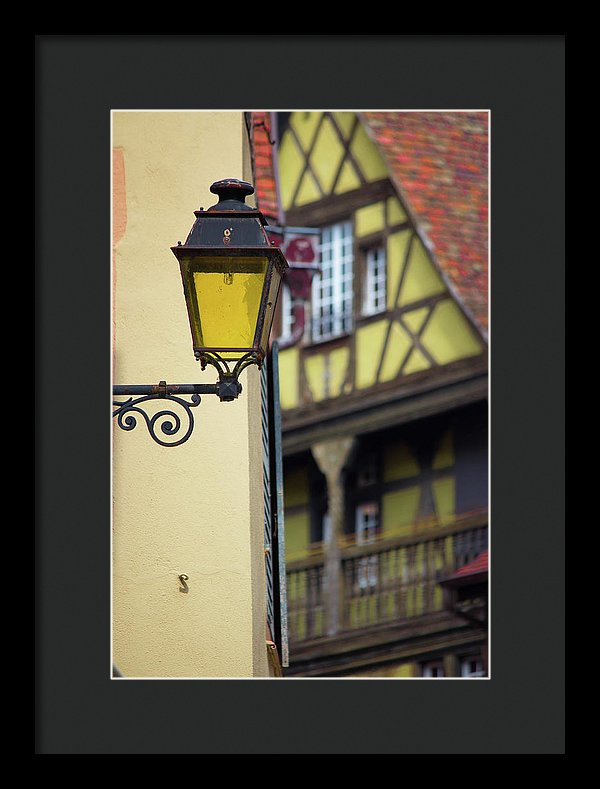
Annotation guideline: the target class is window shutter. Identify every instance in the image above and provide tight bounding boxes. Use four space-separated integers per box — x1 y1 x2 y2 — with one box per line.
260 341 289 667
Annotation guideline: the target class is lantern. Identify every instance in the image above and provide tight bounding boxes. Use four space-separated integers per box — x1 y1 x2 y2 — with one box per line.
172 178 288 392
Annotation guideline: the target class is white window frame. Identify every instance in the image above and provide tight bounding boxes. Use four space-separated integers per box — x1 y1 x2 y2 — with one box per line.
460 657 485 677
322 512 331 544
278 282 295 343
362 245 387 316
422 661 445 678
312 221 354 341
355 502 379 589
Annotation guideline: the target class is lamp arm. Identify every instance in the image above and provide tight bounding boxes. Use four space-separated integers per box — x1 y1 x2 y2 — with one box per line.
112 361 252 446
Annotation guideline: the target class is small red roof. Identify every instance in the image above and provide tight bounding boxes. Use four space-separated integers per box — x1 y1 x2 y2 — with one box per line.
450 549 489 580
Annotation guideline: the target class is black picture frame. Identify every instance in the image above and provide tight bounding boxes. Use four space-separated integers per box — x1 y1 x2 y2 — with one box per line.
36 35 565 755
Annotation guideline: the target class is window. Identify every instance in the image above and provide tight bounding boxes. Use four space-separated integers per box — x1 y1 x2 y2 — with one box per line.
355 502 379 589
278 282 295 343
422 661 445 678
362 246 387 316
356 502 378 543
460 656 485 677
312 221 353 341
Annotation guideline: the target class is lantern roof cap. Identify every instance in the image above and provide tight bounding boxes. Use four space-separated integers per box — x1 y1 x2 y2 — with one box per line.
207 178 256 212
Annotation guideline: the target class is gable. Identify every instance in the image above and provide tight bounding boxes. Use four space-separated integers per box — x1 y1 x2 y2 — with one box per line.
270 111 487 415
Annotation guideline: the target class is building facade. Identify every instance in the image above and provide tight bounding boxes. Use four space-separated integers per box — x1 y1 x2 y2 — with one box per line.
252 110 489 677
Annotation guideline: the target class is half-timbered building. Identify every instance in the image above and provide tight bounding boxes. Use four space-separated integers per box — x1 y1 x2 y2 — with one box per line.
252 110 489 678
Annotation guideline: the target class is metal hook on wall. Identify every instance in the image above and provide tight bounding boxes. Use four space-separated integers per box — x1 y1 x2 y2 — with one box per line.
178 574 189 593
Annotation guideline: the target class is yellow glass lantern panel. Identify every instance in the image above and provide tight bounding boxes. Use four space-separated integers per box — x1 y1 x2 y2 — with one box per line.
189 256 268 349
257 263 283 354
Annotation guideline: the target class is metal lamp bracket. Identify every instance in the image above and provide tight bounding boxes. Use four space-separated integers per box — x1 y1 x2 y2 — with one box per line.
112 361 249 447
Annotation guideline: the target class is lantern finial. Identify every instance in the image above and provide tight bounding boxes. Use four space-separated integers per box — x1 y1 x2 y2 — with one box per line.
208 178 255 211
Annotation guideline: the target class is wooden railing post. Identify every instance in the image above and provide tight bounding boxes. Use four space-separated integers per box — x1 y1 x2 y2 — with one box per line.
311 437 356 637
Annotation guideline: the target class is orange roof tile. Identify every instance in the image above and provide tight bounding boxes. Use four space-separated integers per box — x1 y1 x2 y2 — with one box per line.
251 112 280 224
251 111 488 335
361 111 488 335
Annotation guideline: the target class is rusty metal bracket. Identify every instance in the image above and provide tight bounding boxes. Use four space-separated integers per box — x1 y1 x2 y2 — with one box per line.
113 371 246 446
266 640 283 677
112 382 220 447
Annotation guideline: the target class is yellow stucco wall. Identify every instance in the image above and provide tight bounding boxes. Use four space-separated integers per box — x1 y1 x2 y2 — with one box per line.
112 111 269 678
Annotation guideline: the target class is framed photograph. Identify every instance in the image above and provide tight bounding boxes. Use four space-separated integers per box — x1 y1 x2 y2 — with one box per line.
36 35 565 754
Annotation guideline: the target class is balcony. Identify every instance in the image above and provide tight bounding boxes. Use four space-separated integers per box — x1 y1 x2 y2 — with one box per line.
286 509 488 646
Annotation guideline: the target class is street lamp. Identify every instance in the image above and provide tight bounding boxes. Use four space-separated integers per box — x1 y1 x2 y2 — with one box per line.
112 178 289 446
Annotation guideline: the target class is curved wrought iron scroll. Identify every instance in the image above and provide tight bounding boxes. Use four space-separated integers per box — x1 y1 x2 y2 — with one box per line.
112 383 216 447
113 392 201 447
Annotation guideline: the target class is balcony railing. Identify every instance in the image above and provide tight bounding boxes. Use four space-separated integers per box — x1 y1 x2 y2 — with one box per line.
286 511 488 644
286 549 326 642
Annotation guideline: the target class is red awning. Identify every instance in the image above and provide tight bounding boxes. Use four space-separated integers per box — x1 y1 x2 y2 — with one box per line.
441 550 488 588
